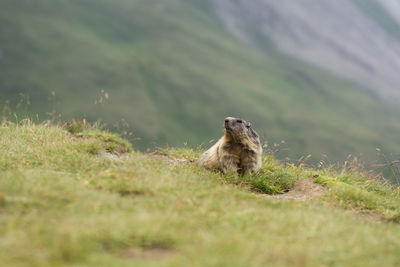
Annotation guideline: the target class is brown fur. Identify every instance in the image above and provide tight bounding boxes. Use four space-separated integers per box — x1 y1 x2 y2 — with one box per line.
198 117 262 175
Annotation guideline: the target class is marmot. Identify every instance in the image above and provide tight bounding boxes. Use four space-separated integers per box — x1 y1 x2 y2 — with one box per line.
198 117 262 175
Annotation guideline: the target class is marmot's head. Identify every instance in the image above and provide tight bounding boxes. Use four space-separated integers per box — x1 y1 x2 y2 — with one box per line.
224 117 259 145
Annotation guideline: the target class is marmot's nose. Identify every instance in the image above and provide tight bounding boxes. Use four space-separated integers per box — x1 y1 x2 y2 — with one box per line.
224 119 230 129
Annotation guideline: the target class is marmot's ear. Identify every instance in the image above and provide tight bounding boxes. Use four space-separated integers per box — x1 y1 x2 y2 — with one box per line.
245 122 252 128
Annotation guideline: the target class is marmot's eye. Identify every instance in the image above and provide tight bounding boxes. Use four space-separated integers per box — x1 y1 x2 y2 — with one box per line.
225 119 229 123
236 119 243 123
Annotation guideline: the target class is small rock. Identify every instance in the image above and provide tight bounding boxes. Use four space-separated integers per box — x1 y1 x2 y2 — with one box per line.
97 152 122 162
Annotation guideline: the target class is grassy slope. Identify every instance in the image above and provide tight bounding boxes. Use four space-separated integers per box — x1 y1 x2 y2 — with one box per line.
1 0 400 162
1 124 400 266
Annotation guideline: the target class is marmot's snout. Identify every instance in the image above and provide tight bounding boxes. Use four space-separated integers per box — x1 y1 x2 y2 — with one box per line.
224 118 231 130
224 117 245 131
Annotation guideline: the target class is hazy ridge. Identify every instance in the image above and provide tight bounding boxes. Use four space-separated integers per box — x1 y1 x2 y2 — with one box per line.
213 0 400 103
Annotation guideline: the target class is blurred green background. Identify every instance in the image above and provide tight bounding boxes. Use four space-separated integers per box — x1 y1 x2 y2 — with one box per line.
1 0 400 163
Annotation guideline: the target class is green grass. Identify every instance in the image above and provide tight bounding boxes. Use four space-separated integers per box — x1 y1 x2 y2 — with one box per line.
315 173 400 222
2 123 399 266
73 130 132 154
1 0 400 164
64 118 133 154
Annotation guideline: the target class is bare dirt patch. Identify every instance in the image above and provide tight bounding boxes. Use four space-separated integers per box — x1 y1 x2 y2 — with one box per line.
266 178 328 201
353 211 384 223
122 247 177 260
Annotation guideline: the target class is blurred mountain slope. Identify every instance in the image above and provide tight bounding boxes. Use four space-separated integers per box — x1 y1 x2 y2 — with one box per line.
0 0 400 161
213 0 400 104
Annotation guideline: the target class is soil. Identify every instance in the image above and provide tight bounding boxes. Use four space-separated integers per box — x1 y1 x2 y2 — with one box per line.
122 247 176 259
266 178 328 201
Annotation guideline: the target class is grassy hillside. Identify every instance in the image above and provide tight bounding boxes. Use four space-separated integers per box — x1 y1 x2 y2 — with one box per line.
1 0 400 162
1 123 400 266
